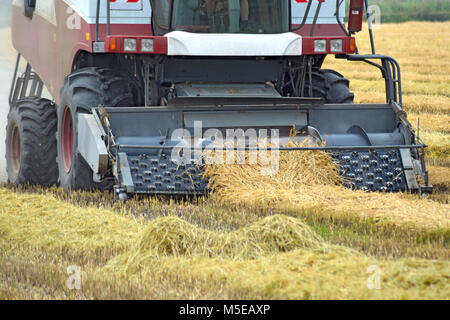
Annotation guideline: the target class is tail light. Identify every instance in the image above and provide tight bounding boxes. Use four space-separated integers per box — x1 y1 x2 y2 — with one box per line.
348 0 364 33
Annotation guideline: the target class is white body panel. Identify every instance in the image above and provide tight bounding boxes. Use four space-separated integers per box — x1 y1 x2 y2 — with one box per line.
63 0 152 24
166 31 302 56
110 0 143 11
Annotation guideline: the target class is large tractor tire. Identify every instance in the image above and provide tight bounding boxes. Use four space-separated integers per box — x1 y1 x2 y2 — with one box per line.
303 69 354 104
5 98 58 187
57 67 140 191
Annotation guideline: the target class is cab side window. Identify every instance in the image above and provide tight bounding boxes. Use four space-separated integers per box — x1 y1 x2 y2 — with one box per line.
151 0 170 35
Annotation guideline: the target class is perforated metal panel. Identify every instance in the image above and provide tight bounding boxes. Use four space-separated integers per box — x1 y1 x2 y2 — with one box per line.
336 150 407 192
118 149 409 195
127 153 209 195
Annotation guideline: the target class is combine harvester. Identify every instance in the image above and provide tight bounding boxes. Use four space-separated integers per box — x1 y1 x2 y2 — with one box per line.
6 0 432 199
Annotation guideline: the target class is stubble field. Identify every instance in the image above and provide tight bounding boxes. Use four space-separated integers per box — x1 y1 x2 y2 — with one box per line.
0 22 449 300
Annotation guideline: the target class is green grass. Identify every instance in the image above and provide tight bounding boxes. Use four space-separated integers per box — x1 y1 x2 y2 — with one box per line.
349 0 450 22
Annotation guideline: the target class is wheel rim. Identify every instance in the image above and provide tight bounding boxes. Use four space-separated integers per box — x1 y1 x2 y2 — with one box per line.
10 125 21 174
61 106 74 173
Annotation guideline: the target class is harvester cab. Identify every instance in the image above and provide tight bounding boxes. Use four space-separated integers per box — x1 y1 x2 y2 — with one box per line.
7 0 432 199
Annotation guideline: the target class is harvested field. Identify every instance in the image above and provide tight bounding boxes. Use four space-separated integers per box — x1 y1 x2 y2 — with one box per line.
0 22 449 300
204 148 449 231
0 188 449 300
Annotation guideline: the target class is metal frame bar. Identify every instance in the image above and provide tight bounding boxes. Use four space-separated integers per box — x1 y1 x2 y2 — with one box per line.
95 0 101 42
114 144 427 152
107 0 111 36
335 0 350 37
167 96 323 108
310 0 323 36
364 0 376 54
293 0 313 31
19 64 32 100
9 53 22 108
94 0 111 43
336 54 403 106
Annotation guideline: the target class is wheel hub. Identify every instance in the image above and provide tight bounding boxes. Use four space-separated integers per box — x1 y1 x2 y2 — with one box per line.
61 107 74 173
9 125 21 174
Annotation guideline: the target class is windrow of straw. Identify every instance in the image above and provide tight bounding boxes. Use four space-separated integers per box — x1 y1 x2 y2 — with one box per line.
111 246 449 300
98 207 449 300
204 148 449 230
104 215 326 275
0 188 141 254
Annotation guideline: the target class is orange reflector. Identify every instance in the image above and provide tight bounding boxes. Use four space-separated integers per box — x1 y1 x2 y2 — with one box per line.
110 38 117 51
349 38 356 53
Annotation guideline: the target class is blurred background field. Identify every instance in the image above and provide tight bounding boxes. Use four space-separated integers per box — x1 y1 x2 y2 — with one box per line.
368 0 450 22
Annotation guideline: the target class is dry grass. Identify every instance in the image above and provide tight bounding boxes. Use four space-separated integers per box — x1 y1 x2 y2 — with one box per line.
133 215 324 259
8 183 449 259
0 188 142 254
108 248 449 300
205 147 449 231
419 131 450 165
407 113 450 134
427 166 450 204
0 187 448 300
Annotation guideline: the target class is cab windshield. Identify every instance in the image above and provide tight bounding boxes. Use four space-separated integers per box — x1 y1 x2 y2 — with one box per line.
152 0 290 34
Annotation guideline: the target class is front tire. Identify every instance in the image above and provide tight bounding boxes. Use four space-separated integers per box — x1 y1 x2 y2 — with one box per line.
56 67 140 191
5 98 58 186
303 69 354 104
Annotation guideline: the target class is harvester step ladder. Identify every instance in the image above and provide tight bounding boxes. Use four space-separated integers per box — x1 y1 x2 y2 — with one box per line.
9 54 44 108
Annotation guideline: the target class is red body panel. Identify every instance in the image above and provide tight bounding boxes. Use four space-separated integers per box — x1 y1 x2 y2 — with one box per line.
292 23 347 37
105 36 167 54
11 2 354 104
11 1 152 104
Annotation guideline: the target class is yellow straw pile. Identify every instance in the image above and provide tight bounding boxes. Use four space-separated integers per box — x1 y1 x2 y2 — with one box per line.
204 147 449 230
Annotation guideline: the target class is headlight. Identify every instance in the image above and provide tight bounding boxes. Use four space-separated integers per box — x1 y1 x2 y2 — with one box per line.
141 39 154 52
330 39 343 53
124 38 137 52
314 40 327 53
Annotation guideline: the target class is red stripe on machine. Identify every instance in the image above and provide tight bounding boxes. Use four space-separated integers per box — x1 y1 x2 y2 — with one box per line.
105 36 168 54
